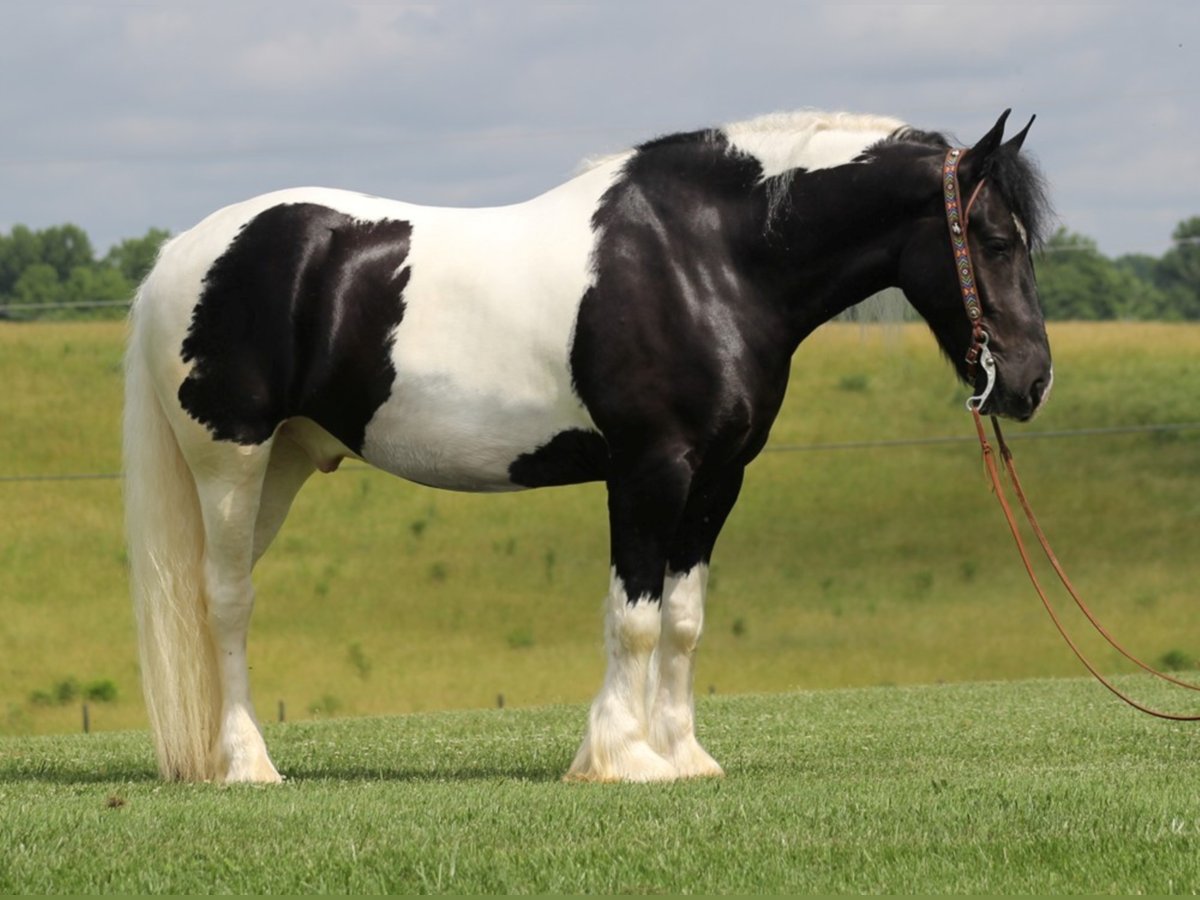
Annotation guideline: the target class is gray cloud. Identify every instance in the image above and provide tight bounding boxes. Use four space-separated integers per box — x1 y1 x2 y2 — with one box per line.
2 1 1196 257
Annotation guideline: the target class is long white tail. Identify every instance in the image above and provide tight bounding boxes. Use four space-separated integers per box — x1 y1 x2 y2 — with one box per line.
124 296 220 780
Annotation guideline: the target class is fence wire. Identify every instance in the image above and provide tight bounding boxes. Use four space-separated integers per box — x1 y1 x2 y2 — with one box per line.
3 422 1197 485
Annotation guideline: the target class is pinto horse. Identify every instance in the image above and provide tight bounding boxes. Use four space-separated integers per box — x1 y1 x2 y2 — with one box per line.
124 109 1053 783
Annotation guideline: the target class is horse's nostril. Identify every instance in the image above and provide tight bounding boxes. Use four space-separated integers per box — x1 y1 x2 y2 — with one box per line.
1029 376 1049 408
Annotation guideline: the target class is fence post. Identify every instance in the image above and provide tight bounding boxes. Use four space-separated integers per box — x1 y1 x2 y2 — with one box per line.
82 703 90 734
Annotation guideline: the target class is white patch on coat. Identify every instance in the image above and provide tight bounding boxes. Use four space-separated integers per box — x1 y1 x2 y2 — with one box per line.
139 167 626 493
361 159 627 490
1013 214 1029 247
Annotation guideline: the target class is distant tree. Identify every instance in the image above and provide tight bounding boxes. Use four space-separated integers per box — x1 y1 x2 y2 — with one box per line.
64 265 134 318
0 225 45 297
103 227 171 286
12 263 64 309
37 224 94 283
1114 252 1158 285
0 223 170 319
1035 228 1168 320
1154 217 1200 320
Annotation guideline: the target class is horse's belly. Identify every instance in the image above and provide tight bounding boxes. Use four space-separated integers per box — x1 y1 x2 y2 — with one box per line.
360 372 598 492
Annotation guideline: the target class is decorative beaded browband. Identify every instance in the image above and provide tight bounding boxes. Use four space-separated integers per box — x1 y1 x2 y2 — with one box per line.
943 147 995 410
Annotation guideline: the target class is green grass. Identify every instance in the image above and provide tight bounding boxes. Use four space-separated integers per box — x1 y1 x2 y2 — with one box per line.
3 678 1200 893
1 321 1199 735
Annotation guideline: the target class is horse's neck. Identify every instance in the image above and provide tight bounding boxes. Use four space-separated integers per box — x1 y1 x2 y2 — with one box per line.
756 170 913 344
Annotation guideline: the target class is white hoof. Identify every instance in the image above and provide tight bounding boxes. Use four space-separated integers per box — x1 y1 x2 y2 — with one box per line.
660 736 724 779
221 755 283 784
565 739 679 783
215 712 283 784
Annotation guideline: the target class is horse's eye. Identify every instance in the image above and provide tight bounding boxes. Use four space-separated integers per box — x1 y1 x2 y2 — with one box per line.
984 238 1012 257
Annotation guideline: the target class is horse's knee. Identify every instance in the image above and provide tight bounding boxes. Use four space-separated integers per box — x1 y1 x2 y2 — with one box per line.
607 591 662 654
662 566 707 650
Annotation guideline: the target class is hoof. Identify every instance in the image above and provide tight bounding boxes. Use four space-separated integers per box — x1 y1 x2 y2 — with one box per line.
651 734 724 779
221 757 283 785
669 743 725 780
217 743 283 784
565 739 679 783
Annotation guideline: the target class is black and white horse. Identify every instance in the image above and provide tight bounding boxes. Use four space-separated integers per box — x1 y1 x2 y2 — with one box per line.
124 109 1052 783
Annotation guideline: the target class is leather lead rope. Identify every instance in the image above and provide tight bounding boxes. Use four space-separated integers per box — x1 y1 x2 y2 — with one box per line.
944 148 1200 721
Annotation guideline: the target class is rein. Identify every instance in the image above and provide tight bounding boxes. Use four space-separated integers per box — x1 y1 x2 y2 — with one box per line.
943 148 1200 721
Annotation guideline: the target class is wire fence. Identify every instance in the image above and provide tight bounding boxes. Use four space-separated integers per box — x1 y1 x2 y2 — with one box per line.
3 422 1197 485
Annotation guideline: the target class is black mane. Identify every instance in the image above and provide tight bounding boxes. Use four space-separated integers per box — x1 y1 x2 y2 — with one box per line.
878 125 1054 249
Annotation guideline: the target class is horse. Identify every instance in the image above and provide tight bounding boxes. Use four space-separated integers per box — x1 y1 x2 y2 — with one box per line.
123 108 1053 784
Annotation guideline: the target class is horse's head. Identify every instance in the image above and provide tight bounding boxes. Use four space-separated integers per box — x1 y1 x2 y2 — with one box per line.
898 110 1053 421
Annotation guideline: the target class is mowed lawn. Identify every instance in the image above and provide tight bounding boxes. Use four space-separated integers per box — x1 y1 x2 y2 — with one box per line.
1 321 1199 736
3 678 1200 893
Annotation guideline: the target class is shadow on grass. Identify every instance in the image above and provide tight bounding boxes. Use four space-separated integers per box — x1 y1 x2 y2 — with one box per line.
0 764 160 785
280 763 569 784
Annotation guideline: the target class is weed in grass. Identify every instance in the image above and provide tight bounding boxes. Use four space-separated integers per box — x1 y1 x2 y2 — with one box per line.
347 643 372 680
30 678 85 707
83 679 118 703
1158 649 1194 671
910 570 935 598
410 518 427 538
5 703 30 731
731 617 747 638
308 694 342 717
507 627 535 650
838 372 871 392
544 548 557 583
429 561 449 582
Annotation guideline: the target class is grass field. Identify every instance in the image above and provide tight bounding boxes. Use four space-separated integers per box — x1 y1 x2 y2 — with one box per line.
3 677 1200 893
1 321 1199 736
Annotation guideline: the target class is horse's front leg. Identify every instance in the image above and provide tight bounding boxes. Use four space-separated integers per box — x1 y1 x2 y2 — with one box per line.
650 466 745 778
566 453 692 783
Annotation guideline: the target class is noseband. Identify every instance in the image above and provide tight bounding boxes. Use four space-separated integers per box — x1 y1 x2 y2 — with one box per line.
943 148 1200 721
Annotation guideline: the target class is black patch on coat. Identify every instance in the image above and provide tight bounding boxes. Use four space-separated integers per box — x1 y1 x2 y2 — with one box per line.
507 429 610 488
567 129 798 602
178 203 411 452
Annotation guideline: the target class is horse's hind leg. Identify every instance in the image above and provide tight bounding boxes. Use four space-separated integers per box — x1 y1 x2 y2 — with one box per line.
253 429 317 565
650 466 745 778
191 441 281 783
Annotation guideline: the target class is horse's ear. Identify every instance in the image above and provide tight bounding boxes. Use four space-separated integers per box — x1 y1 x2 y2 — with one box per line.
1002 114 1036 155
961 109 1012 183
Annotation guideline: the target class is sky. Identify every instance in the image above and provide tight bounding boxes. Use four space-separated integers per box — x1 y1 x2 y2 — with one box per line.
2 1 1197 259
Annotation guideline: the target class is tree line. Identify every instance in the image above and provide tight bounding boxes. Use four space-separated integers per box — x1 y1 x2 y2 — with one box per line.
1 217 1199 321
0 225 168 320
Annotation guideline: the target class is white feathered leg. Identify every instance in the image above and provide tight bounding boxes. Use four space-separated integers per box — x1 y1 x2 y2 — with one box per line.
566 571 677 782
193 444 282 784
648 565 723 777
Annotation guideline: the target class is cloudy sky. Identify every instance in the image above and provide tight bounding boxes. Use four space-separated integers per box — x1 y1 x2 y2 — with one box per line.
3 1 1197 258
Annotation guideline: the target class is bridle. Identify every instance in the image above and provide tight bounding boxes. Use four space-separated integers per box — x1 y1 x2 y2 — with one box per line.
942 147 994 411
943 148 1200 721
